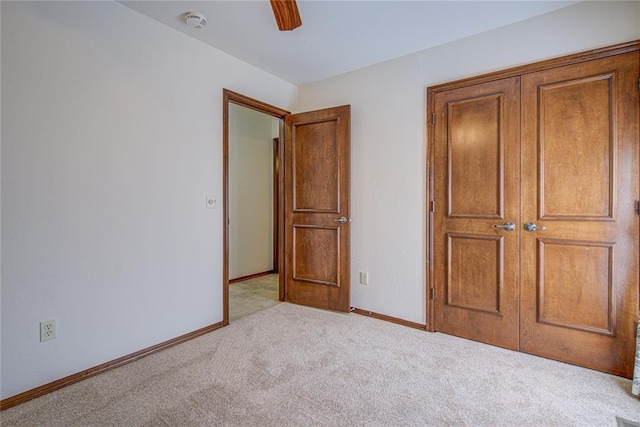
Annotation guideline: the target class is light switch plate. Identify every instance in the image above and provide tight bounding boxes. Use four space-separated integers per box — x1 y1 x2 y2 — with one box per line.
206 195 218 209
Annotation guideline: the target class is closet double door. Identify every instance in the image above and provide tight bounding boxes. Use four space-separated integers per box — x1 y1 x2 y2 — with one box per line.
431 49 639 377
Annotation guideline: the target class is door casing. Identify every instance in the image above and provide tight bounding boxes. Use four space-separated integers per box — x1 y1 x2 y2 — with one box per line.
223 92 352 323
426 40 640 332
222 89 289 325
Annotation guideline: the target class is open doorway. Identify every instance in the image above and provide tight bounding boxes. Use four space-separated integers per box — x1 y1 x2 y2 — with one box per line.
222 90 289 325
228 105 279 321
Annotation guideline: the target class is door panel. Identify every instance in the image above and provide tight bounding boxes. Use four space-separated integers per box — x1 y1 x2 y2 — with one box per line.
433 77 521 350
446 233 503 314
448 94 505 218
520 52 639 377
285 105 351 312
292 225 340 286
293 120 340 212
536 239 615 335
537 74 615 220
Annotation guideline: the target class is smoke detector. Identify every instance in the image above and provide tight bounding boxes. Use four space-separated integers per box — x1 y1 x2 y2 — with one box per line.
184 12 207 29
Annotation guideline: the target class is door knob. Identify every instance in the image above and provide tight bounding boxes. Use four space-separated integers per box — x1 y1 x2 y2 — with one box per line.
524 222 547 232
494 222 516 231
333 216 350 224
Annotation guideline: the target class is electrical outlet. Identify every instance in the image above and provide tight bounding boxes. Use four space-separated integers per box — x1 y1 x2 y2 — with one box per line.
40 319 56 342
359 272 369 285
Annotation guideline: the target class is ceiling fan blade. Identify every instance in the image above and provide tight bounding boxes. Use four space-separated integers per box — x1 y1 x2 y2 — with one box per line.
270 0 302 31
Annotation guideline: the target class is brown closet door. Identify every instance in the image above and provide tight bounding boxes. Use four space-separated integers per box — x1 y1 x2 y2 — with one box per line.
433 77 521 350
520 52 639 377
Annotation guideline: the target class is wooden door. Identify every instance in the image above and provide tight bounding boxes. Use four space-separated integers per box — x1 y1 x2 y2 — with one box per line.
284 105 351 312
433 77 521 350
520 53 639 377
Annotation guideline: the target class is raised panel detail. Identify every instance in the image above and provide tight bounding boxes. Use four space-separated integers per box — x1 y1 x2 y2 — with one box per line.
292 225 339 286
538 74 615 220
447 94 504 218
447 233 503 314
293 119 340 212
537 239 614 335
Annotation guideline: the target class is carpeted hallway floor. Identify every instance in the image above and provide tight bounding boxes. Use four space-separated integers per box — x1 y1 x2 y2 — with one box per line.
3 303 639 426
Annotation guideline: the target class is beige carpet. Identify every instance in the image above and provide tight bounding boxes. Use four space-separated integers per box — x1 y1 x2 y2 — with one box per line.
3 303 639 426
229 274 280 321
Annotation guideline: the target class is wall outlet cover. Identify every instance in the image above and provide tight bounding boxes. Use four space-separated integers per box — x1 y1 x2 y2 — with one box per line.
359 272 369 285
40 319 56 342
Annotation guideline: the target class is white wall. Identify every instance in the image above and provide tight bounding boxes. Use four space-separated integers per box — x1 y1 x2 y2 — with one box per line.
229 104 277 279
298 1 640 325
0 1 297 399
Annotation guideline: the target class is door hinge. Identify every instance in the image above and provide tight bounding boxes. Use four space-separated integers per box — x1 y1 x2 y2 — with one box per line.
636 200 640 216
430 200 435 213
431 113 436 125
430 288 435 300
638 77 640 94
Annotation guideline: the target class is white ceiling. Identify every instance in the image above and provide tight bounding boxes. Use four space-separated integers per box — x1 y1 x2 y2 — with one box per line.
119 1 578 85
